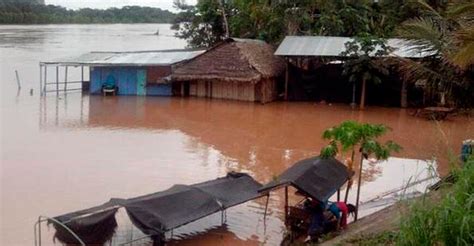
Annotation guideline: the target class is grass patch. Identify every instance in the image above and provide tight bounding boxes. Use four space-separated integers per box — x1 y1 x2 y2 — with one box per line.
397 156 474 246
343 231 398 245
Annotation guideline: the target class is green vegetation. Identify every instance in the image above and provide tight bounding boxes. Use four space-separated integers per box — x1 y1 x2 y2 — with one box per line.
340 36 391 109
173 0 473 108
396 0 474 107
343 231 398 245
0 2 175 24
397 156 474 246
336 156 474 246
172 0 422 48
320 121 401 220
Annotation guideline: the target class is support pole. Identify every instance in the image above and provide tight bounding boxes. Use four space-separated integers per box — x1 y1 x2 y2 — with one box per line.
39 65 43 96
401 79 407 108
360 78 367 110
38 217 42 246
284 58 289 101
81 65 84 91
15 70 21 90
56 66 59 95
64 66 68 91
284 186 289 225
351 82 356 108
221 210 225 225
44 66 47 94
263 194 270 221
337 189 340 201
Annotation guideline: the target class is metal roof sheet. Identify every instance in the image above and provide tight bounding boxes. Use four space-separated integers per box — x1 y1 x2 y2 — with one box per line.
275 36 434 58
41 49 206 66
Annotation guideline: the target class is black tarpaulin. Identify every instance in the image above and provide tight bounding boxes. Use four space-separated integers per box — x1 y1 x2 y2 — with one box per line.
53 172 263 239
259 156 352 202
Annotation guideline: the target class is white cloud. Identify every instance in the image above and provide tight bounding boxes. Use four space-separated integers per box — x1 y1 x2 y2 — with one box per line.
46 0 197 11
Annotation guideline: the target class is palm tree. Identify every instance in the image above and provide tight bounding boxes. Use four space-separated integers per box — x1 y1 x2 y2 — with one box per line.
396 0 474 106
320 121 402 221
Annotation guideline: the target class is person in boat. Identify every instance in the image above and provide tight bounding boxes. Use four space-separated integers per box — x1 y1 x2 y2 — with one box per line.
328 201 356 230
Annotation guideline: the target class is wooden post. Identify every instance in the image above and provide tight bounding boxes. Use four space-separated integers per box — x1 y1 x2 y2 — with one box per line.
81 66 84 83
263 194 270 221
64 66 68 91
337 189 340 201
56 66 59 95
38 218 42 246
360 78 367 110
284 58 289 101
284 186 289 225
15 70 21 90
351 82 357 108
44 66 47 94
401 79 407 108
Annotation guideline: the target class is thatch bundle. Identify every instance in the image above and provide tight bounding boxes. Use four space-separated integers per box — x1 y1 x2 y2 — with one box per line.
172 38 285 83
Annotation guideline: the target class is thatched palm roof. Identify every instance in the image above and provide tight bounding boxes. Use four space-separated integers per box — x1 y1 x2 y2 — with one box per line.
172 38 286 83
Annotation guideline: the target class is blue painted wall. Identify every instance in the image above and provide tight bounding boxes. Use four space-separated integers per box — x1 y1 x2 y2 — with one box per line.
147 84 172 96
90 66 172 96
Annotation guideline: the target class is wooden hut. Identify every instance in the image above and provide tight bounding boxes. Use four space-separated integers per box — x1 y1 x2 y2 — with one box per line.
171 38 285 103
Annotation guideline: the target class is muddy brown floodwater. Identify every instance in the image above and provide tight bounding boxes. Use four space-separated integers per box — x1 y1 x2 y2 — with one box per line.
1 25 473 246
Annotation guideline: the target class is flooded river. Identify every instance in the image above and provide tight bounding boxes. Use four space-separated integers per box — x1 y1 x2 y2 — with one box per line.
1 25 473 246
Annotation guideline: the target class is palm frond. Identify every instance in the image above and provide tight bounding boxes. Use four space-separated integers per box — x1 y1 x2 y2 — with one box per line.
447 1 474 21
411 0 442 18
396 57 443 84
397 17 445 54
450 26 474 68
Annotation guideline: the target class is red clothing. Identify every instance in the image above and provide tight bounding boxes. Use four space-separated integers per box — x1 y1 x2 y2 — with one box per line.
336 202 349 229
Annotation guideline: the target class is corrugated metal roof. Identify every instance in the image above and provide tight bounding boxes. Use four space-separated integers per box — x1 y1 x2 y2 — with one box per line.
41 49 205 66
275 36 434 58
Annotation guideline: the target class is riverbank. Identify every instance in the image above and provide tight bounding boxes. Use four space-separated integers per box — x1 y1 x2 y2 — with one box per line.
320 156 473 246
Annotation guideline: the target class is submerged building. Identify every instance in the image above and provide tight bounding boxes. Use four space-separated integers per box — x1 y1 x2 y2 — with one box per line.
275 36 434 107
171 38 286 103
40 49 205 97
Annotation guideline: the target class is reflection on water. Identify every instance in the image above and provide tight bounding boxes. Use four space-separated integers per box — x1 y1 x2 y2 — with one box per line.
1 25 473 246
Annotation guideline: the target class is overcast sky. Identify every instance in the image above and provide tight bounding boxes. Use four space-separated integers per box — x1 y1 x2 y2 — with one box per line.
46 0 197 11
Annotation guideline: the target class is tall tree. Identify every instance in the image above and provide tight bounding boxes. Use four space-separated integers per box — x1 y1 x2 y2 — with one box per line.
341 35 391 109
172 0 228 48
396 0 474 107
